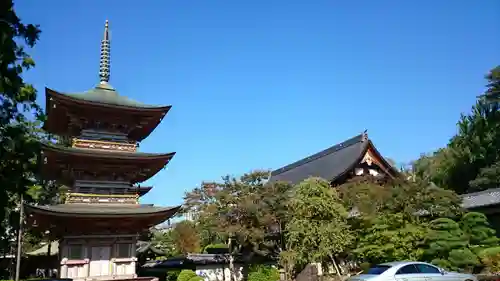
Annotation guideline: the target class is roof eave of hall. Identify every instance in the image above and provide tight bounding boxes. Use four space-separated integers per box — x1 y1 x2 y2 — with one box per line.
269 132 400 185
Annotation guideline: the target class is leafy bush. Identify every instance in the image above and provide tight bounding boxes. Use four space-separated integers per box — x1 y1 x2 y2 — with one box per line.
188 277 204 281
203 243 229 254
248 265 280 281
177 270 198 281
478 247 500 273
166 270 181 281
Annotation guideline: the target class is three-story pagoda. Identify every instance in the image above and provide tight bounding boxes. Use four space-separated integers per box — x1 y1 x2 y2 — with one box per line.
25 21 180 281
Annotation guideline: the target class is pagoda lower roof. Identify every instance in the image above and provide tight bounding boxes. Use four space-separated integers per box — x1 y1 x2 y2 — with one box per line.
42 142 175 160
25 203 180 217
25 204 180 235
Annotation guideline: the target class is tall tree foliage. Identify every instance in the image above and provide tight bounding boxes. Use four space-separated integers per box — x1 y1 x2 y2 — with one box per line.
412 66 500 194
285 177 353 275
423 218 479 271
480 66 500 103
0 0 55 256
460 212 499 253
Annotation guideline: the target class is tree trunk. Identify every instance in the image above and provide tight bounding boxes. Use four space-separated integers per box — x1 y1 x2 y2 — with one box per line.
228 237 235 281
330 254 342 278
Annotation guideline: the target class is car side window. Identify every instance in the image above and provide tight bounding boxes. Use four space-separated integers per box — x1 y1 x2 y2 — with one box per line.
396 265 420 275
415 264 441 274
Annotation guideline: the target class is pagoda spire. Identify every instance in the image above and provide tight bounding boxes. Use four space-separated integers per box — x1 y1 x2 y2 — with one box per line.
99 20 111 84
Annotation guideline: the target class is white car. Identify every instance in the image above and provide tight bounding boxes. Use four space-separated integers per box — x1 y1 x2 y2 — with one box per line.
348 261 477 281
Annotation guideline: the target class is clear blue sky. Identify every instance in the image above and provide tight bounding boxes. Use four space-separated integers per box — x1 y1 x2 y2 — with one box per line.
15 0 500 208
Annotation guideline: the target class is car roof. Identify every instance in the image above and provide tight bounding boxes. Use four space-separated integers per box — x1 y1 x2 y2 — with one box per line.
378 261 426 267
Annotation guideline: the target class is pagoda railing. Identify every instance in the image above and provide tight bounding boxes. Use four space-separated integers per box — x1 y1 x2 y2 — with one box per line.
61 257 138 281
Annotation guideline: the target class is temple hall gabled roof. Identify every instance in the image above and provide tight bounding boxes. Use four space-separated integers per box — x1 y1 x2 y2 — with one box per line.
269 132 399 185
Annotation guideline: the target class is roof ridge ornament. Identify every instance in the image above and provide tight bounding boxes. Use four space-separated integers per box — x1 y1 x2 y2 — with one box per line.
362 130 368 142
99 20 111 85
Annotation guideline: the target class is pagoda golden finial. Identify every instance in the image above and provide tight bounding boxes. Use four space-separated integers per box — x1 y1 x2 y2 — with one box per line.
99 20 111 84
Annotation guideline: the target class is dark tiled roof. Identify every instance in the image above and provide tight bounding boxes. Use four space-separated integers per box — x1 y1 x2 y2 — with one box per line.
461 188 500 209
25 203 181 217
143 253 235 268
270 134 369 185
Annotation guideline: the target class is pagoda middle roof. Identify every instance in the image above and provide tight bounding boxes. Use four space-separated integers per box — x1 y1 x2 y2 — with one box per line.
46 83 169 110
41 142 175 160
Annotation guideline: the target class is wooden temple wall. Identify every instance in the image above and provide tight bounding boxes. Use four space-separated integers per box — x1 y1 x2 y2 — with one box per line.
59 234 138 281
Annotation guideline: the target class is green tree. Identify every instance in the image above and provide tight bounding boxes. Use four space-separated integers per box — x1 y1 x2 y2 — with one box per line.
460 212 499 253
423 218 477 270
412 66 500 194
353 212 427 264
339 175 463 267
286 177 353 276
0 1 62 260
479 66 500 103
172 220 201 255
184 171 292 261
248 265 279 281
177 269 197 281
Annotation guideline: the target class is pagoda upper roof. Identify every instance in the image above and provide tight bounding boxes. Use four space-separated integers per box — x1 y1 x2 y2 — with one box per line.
45 87 172 142
46 84 171 111
269 132 399 185
25 203 180 217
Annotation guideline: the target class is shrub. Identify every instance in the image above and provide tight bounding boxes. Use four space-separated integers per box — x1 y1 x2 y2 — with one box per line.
203 243 229 254
478 247 500 274
248 265 280 281
188 277 204 281
166 270 181 281
177 270 198 281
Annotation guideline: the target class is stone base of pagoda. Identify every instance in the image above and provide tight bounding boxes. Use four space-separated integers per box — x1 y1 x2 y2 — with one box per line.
59 235 138 281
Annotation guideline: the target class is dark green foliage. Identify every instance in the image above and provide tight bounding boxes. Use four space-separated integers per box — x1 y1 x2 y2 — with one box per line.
412 66 500 194
447 248 480 272
479 66 500 103
203 243 228 254
342 175 463 266
248 265 279 281
460 212 499 252
0 0 61 258
423 218 470 270
176 270 197 281
165 270 181 281
354 213 427 264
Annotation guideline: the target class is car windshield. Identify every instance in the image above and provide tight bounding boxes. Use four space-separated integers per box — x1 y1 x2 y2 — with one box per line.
366 265 392 275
